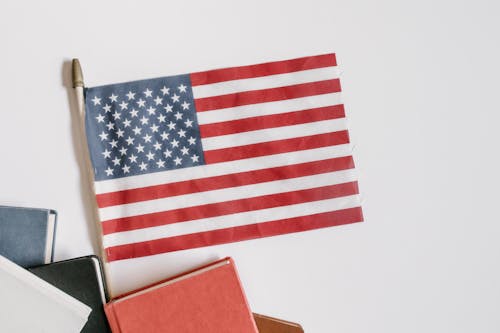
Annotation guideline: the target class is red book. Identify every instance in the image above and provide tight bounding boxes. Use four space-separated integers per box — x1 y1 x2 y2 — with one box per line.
104 257 258 333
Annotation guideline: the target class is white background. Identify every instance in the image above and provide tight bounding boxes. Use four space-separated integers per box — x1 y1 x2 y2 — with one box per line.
1 0 499 332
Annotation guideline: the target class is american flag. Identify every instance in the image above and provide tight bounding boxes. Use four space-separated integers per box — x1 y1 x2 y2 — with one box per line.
84 54 363 262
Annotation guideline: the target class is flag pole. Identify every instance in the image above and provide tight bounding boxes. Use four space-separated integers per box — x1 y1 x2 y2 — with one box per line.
71 59 114 296
72 59 85 117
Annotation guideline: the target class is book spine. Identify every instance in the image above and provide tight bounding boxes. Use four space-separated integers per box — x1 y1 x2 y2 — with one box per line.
49 210 57 263
229 258 259 333
104 303 122 333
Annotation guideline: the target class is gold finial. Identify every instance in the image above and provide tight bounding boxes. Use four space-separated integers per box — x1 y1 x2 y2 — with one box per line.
72 59 84 88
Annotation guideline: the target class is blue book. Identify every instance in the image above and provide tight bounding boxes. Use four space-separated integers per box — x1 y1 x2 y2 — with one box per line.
0 205 57 267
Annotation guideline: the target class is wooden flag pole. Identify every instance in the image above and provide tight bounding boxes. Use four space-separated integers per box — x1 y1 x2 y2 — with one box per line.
72 59 85 117
71 59 114 296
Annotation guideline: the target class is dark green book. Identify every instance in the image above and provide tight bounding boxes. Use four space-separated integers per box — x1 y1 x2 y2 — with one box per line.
29 255 111 333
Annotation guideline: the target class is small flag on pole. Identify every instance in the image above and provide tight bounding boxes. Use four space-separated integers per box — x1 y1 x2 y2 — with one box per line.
84 54 363 262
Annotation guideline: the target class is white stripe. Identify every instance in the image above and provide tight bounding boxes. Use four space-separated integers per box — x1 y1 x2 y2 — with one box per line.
201 118 347 151
94 144 352 194
192 66 339 99
196 92 343 125
103 194 361 247
98 169 358 221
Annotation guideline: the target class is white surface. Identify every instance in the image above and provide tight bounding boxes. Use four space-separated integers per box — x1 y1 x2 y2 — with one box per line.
0 256 91 333
1 0 499 331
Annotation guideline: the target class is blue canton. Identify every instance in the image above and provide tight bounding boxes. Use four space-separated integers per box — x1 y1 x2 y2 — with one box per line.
85 74 205 181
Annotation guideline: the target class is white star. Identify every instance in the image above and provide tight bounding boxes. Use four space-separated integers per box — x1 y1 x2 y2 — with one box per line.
171 139 179 148
164 104 173 113
139 162 148 171
188 136 196 145
146 106 156 115
105 167 114 176
130 109 139 117
140 116 149 125
112 157 121 166
157 114 166 123
143 134 152 143
136 144 145 153
167 121 176 130
125 136 135 145
181 101 190 110
191 154 199 163
180 146 189 155
174 156 182 165
109 94 118 102
178 129 186 138
156 159 165 168
122 164 131 174
112 111 121 120
129 154 138 163
150 124 159 133
116 128 125 138
119 146 128 155
160 132 169 140
92 96 101 105
132 126 142 135
123 118 132 128
161 86 170 95
153 142 162 150
144 88 153 98
154 96 163 105
178 84 187 93
99 131 108 141
105 125 115 135
184 119 193 128
96 114 105 123
103 104 112 112
146 151 155 160
102 149 111 158
119 101 128 110
109 139 118 148
126 91 136 100
171 93 180 103
137 98 146 107
163 149 172 158
174 112 183 120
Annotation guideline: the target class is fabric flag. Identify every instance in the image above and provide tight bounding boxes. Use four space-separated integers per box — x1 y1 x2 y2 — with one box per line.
84 54 363 262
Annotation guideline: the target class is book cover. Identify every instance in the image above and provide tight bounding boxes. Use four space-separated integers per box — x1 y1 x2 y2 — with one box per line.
253 313 304 333
0 255 91 333
104 257 258 333
29 255 111 333
0 205 57 267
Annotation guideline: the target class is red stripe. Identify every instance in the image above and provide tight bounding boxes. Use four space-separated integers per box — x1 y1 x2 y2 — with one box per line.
190 54 336 86
194 79 341 112
105 206 363 261
204 130 350 164
199 105 345 138
101 181 359 234
97 155 354 208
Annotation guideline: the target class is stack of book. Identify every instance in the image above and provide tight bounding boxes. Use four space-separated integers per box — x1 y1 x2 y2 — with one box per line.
0 205 109 332
0 205 303 332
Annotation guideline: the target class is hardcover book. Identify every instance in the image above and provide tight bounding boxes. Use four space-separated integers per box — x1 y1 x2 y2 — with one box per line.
0 255 91 333
104 257 258 333
0 205 57 267
253 313 304 333
29 255 110 333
